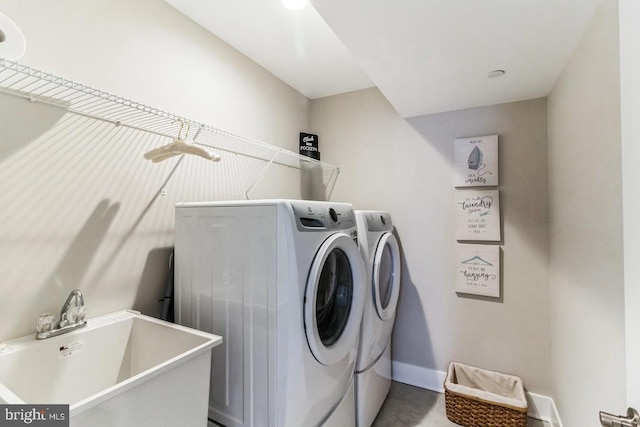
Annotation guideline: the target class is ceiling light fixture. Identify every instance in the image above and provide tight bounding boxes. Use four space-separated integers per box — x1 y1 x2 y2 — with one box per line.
0 12 26 60
488 70 506 79
280 0 308 11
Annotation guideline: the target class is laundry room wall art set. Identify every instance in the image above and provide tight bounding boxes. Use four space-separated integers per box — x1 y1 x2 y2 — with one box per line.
453 135 501 298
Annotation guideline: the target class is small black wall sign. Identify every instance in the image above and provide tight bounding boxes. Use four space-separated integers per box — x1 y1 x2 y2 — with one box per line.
299 132 320 161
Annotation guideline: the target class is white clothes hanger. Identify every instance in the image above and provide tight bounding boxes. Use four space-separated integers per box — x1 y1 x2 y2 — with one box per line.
144 120 221 163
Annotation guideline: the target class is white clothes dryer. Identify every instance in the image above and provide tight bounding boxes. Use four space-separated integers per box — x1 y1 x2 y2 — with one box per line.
353 211 401 427
175 200 366 427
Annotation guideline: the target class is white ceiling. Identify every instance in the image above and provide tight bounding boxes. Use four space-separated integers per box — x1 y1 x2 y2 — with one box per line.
163 0 374 99
165 0 604 118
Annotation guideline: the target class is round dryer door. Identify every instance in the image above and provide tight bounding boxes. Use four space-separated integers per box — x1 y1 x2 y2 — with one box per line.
304 233 365 366
372 232 401 321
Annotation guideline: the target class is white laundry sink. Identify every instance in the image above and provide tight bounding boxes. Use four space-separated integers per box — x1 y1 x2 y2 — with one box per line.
0 309 222 427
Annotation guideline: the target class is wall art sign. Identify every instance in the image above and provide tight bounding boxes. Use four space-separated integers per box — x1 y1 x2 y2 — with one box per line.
455 244 500 297
454 135 498 187
299 132 320 160
455 189 501 241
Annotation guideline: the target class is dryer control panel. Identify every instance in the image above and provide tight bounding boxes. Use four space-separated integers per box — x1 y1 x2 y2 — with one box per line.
290 201 356 231
364 211 393 232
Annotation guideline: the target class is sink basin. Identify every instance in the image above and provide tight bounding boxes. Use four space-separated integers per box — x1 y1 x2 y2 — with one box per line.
0 309 222 427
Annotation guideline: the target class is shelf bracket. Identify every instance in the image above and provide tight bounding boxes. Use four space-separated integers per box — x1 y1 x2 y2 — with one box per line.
244 150 280 200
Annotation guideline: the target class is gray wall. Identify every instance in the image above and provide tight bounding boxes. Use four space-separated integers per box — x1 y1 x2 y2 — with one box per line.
0 0 311 341
547 0 626 424
311 91 552 395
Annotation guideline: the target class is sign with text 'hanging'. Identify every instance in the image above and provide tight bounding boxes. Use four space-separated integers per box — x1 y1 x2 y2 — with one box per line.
455 244 500 297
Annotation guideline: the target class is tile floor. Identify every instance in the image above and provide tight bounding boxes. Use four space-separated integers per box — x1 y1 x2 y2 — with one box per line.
372 382 550 427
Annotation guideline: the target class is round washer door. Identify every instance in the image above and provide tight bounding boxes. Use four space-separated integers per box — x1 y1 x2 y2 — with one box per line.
304 233 365 366
372 232 401 321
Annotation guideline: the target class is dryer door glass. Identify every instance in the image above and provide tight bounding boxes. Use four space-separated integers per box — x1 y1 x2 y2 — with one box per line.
377 244 394 310
373 232 401 321
305 233 365 366
316 249 353 346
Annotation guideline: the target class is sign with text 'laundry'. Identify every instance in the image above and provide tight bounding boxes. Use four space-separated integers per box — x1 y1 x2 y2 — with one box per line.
455 189 501 241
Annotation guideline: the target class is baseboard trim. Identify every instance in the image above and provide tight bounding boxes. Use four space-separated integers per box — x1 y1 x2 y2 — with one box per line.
392 360 447 393
391 361 563 426
526 391 564 427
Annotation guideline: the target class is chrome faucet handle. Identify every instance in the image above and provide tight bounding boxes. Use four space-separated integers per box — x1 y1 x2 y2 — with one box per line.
36 313 55 333
75 305 87 322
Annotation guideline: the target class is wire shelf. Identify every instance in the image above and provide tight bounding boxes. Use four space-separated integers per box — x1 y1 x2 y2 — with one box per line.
0 58 340 199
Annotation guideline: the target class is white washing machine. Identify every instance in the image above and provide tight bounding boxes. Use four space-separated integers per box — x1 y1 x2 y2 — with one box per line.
353 211 401 427
174 200 366 427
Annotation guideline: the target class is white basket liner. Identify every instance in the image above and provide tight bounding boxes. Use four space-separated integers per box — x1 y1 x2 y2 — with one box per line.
445 362 527 410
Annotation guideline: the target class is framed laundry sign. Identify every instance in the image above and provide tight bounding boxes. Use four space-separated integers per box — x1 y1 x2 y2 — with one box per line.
455 189 501 241
455 244 500 297
454 135 499 187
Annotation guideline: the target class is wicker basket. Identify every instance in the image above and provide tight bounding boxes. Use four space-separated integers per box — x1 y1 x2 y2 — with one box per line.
444 362 528 427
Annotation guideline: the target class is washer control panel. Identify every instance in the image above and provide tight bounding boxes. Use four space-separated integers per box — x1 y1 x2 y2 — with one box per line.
291 201 356 231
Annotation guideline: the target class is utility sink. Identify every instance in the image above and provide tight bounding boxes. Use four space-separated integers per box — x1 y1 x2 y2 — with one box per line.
0 310 222 427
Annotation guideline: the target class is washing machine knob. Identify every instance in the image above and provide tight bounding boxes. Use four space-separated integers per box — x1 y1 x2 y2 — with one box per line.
329 208 338 222
380 215 386 225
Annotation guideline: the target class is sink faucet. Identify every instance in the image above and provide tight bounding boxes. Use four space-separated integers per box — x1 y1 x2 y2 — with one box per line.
59 289 85 328
36 289 87 340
